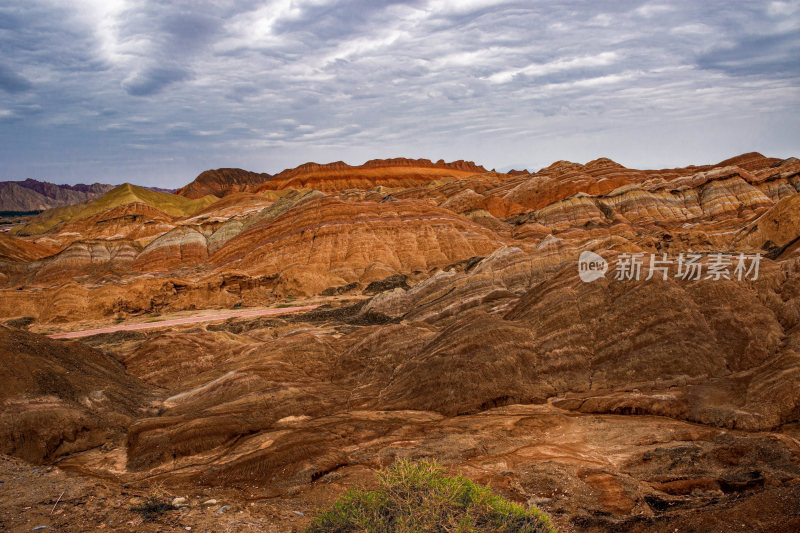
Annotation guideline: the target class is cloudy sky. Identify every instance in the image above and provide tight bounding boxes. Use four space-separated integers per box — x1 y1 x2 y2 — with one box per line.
0 0 798 186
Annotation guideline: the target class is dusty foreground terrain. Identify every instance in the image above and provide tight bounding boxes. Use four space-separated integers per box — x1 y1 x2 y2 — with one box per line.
2 302 800 532
1 154 800 531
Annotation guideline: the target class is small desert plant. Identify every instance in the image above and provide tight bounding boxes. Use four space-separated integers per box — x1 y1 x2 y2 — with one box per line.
306 459 555 532
130 494 176 521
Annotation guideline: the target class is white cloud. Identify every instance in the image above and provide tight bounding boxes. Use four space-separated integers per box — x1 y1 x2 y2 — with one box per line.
427 0 511 15
767 1 800 16
670 23 712 35
75 0 130 66
633 4 675 17
486 52 620 84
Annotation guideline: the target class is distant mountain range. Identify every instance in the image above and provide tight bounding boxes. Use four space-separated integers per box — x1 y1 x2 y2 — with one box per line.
0 179 114 212
0 179 175 212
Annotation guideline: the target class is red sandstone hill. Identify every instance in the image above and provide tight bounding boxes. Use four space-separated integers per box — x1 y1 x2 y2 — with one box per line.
179 158 489 198
256 157 487 192
179 154 782 203
177 168 272 199
0 151 799 532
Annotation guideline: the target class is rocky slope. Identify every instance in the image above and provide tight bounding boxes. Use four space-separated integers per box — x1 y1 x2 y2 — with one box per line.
13 183 216 237
177 168 272 199
1 152 799 532
177 158 489 199
257 158 487 192
1 153 798 317
0 326 153 463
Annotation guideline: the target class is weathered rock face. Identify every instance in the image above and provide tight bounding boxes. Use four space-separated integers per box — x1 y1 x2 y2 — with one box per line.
0 234 57 287
210 196 507 295
520 167 773 230
31 240 141 285
182 192 276 223
1 152 800 532
0 325 151 463
254 157 488 192
0 153 795 322
734 192 800 257
177 168 272 199
0 233 55 263
178 159 487 199
14 183 216 238
133 226 210 272
112 252 800 528
52 202 176 247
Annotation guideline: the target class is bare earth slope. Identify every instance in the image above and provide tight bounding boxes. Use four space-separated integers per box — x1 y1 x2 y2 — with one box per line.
257 158 486 192
177 168 273 199
1 152 800 532
0 325 153 464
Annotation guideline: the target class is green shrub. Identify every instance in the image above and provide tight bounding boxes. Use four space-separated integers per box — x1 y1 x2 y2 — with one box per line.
306 460 555 533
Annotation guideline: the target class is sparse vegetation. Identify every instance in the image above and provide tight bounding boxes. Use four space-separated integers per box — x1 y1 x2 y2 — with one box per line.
130 494 176 521
306 460 555 533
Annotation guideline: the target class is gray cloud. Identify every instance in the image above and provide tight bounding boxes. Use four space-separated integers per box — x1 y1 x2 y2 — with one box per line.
0 64 31 93
122 66 192 96
0 0 797 185
697 30 800 77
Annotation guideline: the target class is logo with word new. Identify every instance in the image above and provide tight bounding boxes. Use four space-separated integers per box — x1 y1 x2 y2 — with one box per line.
578 251 608 282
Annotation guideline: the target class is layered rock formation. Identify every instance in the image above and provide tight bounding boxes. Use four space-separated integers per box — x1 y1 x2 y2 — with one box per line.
1 152 799 532
255 158 488 193
0 233 55 263
1 153 797 322
210 195 506 295
15 183 216 237
32 240 142 285
0 325 152 463
45 202 176 248
177 168 272 199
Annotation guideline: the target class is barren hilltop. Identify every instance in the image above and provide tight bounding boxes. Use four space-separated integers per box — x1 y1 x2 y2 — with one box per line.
1 152 800 532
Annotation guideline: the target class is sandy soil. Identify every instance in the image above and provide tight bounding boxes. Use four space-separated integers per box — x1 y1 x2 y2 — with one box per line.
0 454 326 532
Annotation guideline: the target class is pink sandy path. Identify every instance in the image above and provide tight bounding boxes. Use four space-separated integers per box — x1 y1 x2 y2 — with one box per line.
47 305 319 339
